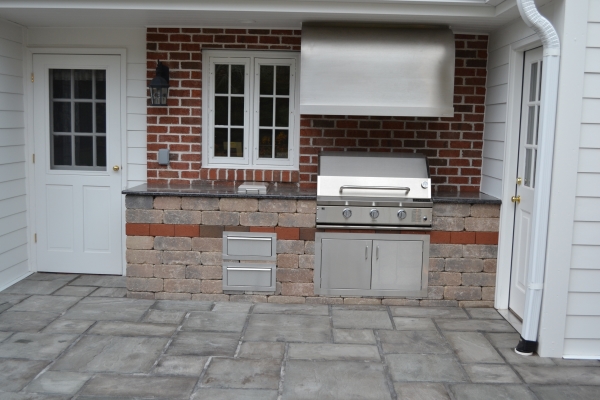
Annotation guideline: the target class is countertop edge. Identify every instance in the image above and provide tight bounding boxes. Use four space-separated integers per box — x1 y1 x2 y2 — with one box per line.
122 185 502 205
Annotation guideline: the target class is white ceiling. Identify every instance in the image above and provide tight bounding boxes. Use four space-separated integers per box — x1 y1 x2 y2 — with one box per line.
0 0 537 33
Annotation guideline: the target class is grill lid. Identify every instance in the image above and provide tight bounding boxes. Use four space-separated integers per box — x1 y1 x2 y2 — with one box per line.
317 152 432 201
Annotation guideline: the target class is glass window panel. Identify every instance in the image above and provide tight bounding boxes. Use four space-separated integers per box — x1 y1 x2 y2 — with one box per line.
231 65 245 95
215 96 229 126
230 97 244 126
230 128 244 158
259 97 273 127
260 65 274 95
215 64 229 94
276 66 290 96
75 102 93 133
532 150 537 189
53 135 72 166
535 105 540 145
75 136 94 166
524 148 532 187
275 130 289 159
53 102 71 132
529 62 537 102
214 128 228 157
95 70 106 100
275 98 289 127
539 61 543 101
96 136 106 168
526 106 535 145
74 70 93 99
259 129 273 158
96 103 106 133
52 69 71 99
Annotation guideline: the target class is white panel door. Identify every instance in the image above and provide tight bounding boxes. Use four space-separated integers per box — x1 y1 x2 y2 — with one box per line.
33 54 123 274
509 47 543 318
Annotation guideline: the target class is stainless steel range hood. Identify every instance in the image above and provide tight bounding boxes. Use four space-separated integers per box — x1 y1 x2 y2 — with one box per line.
300 23 455 117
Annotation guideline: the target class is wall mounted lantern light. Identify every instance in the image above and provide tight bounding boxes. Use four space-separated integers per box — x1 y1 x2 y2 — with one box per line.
149 60 170 106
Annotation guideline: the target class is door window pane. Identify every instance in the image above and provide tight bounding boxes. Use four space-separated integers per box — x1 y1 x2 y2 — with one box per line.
74 70 93 99
259 129 272 158
75 136 94 166
524 148 532 187
53 135 72 166
95 70 106 100
260 65 274 95
526 106 535 145
276 66 290 96
52 70 71 99
275 130 289 158
529 63 538 102
96 103 106 133
53 102 71 132
96 136 106 167
75 103 93 133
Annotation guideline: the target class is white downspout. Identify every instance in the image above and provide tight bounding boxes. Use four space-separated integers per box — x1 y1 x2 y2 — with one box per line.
514 0 561 355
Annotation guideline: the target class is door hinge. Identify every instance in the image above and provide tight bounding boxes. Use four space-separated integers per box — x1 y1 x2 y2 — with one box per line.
34 234 37 243
32 154 35 163
31 73 34 83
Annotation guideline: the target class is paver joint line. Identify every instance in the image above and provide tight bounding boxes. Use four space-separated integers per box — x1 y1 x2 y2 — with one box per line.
375 330 399 400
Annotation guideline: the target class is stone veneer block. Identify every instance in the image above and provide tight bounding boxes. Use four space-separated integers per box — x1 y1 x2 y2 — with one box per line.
430 244 463 258
192 238 223 252
161 251 202 265
182 197 220 210
277 240 305 255
164 210 202 225
296 200 317 213
464 218 499 232
219 198 258 212
432 217 465 231
433 203 470 217
126 236 154 250
258 199 296 212
154 237 192 251
126 250 162 264
463 245 498 259
470 204 500 218
200 252 222 266
445 258 484 273
126 209 163 224
240 212 279 226
154 196 181 210
462 273 496 287
278 213 316 228
126 196 153 210
126 277 164 292
202 211 240 226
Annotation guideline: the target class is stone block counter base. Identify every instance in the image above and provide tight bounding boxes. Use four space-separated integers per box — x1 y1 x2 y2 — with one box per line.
125 191 500 307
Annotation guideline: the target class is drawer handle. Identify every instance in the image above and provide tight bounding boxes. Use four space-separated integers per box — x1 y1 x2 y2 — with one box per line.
228 237 272 241
227 268 272 272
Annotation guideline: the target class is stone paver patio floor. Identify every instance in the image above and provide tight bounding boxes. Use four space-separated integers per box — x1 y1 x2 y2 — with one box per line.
0 273 599 399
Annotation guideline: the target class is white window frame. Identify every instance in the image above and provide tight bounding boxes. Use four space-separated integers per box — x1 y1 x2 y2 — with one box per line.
202 50 300 170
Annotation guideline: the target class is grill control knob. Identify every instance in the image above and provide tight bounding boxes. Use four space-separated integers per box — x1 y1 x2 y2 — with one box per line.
369 209 379 219
397 209 407 220
342 208 352 219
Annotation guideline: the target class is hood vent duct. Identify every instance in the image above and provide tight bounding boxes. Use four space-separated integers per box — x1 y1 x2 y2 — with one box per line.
300 23 455 117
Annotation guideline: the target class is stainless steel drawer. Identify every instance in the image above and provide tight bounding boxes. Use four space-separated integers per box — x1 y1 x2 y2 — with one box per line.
223 263 276 291
223 232 277 261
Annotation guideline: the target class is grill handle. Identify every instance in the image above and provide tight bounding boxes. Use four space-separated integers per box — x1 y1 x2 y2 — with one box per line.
339 185 411 195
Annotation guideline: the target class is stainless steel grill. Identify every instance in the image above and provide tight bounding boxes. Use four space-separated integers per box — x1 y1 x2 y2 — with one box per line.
316 152 433 230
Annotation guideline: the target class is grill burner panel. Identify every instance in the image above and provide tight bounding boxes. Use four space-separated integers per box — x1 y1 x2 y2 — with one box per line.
316 152 432 230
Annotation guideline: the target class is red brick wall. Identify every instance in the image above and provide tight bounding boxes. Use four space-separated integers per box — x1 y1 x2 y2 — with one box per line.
147 29 487 192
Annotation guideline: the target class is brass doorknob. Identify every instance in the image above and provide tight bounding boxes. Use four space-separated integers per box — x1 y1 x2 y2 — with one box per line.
113 165 120 172
516 177 522 185
511 195 521 204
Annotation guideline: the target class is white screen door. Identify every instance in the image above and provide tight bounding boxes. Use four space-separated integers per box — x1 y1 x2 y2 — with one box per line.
33 54 123 274
509 47 543 318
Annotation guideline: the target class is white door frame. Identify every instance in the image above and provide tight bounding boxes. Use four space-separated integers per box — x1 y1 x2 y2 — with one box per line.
24 48 128 275
494 35 542 312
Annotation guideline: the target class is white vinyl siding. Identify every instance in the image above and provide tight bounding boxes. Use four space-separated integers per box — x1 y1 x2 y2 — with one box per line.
0 18 29 291
564 0 600 358
27 27 147 187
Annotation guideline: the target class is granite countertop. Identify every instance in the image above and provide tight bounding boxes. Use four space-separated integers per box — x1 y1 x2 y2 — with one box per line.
123 183 501 204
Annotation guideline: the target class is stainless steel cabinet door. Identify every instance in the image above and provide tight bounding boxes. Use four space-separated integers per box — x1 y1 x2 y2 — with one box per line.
371 240 423 291
320 239 372 289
